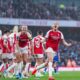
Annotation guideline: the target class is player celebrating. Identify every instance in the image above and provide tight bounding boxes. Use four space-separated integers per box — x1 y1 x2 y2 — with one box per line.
18 25 32 78
32 31 45 77
32 23 71 80
1 30 10 73
22 30 32 78
3 26 21 78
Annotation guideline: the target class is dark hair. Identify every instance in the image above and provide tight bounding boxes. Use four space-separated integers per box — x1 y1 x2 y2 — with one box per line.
37 30 43 35
4 29 9 34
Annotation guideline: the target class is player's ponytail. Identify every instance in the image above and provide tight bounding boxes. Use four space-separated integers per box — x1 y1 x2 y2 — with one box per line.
13 25 18 33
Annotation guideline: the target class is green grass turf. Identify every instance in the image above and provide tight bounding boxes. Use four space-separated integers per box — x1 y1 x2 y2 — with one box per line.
0 71 80 80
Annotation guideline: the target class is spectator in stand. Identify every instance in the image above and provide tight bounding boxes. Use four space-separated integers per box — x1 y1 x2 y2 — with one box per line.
0 0 79 20
67 58 77 67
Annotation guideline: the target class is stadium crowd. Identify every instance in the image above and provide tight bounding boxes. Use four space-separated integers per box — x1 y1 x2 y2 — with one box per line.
0 0 80 20
59 40 80 66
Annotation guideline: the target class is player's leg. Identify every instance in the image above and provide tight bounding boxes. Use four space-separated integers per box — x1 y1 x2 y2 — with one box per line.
0 49 2 71
5 53 21 72
21 47 31 78
0 61 4 72
34 54 44 77
4 52 22 79
36 54 44 70
32 55 48 75
15 53 23 79
53 54 59 74
2 53 10 77
2 54 8 70
22 54 30 77
0 53 4 72
46 47 55 80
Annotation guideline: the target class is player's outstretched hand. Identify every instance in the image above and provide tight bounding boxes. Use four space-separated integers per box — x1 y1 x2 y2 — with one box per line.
68 43 72 47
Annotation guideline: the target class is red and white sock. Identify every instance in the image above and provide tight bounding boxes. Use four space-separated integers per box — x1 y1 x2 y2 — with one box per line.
48 62 53 77
0 63 4 72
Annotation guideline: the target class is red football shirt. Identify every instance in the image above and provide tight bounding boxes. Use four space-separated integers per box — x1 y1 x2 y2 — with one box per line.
18 32 29 47
45 30 64 52
2 34 10 53
32 35 44 54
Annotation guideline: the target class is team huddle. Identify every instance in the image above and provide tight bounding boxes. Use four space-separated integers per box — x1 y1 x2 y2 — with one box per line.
0 23 71 80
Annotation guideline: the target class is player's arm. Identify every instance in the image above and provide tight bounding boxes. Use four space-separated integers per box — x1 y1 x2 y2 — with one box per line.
27 32 32 40
3 37 10 52
31 38 34 55
3 42 9 50
62 39 72 47
41 37 46 52
15 33 20 53
3 41 7 48
42 30 50 43
61 32 71 47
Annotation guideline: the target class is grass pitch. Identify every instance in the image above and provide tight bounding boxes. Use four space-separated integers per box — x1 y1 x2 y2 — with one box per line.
0 71 80 80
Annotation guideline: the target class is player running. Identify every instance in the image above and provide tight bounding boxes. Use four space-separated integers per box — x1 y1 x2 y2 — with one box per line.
32 23 72 80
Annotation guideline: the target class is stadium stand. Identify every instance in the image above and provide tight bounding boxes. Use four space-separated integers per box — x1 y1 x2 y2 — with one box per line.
0 0 80 20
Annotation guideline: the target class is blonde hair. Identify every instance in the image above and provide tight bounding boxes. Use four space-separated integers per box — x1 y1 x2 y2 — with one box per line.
51 22 59 28
13 25 18 33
